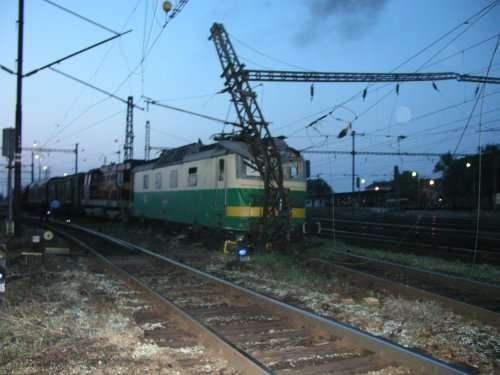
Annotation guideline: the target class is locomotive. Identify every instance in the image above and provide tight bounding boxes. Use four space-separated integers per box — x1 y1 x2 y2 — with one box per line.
23 139 307 233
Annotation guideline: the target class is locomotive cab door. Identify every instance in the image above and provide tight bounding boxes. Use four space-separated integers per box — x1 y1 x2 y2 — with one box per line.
214 157 227 226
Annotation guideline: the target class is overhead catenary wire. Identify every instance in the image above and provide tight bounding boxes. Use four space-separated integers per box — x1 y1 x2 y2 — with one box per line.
41 0 120 35
454 37 500 155
284 0 499 138
469 38 499 268
43 0 189 149
422 32 500 70
49 67 145 110
144 97 239 127
41 0 143 148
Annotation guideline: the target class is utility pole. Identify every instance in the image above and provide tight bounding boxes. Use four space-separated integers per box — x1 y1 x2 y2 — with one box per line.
493 154 498 211
13 0 24 236
123 96 134 161
7 160 13 234
74 143 79 174
145 120 150 161
350 131 365 194
393 165 400 210
30 147 34 183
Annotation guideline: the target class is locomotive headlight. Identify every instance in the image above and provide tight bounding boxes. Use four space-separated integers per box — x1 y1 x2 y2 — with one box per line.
238 248 248 257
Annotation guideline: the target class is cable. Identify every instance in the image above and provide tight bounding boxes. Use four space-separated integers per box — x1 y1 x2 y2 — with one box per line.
61 110 125 141
150 127 192 143
150 91 224 102
229 32 310 70
454 37 499 154
415 6 498 73
286 1 499 138
41 0 143 148
43 0 182 149
41 0 119 35
145 98 239 126
471 39 499 268
422 33 500 70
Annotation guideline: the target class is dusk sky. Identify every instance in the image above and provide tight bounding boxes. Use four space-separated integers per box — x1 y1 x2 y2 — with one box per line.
1 0 499 194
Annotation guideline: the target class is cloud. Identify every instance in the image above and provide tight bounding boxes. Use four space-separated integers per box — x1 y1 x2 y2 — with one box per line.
296 0 388 45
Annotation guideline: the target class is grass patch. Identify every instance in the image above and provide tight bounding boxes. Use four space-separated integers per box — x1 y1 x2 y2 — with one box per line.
313 240 500 285
250 251 335 287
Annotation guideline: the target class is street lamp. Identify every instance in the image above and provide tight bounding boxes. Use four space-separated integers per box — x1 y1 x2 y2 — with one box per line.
429 179 435 186
360 178 366 184
411 170 417 177
466 162 471 168
374 186 380 191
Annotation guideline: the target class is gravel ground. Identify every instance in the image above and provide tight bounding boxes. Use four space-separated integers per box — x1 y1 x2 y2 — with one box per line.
92 224 500 375
0 253 235 375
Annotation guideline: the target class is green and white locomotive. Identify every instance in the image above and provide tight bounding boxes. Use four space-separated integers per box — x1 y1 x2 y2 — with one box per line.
132 139 307 232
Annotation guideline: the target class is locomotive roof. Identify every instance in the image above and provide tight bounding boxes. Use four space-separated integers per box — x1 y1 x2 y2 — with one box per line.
134 138 300 172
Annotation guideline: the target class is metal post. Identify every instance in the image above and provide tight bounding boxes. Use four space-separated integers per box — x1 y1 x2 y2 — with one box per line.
124 96 134 161
394 165 400 210
145 120 150 161
30 147 34 183
7 160 13 233
74 143 79 174
493 154 498 210
351 130 355 194
13 0 24 236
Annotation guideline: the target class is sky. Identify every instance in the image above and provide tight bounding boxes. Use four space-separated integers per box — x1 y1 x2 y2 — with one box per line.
1 0 499 194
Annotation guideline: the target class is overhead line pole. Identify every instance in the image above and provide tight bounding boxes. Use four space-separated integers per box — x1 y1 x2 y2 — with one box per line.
145 120 151 161
74 143 79 174
13 0 24 236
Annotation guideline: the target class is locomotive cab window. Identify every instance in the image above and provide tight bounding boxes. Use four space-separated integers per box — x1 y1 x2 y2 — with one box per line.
218 159 225 181
188 167 198 187
143 175 149 190
169 170 178 188
243 158 260 178
285 162 300 179
155 172 162 189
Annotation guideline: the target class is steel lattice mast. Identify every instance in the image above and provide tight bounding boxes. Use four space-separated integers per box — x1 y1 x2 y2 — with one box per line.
242 70 500 84
209 23 290 243
124 96 134 161
209 22 499 245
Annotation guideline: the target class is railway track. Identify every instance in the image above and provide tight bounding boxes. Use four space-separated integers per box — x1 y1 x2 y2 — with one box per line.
45 220 468 374
301 250 500 328
309 217 500 263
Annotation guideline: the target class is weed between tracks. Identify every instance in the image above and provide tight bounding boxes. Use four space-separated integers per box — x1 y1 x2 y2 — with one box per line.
248 251 336 286
315 239 500 285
